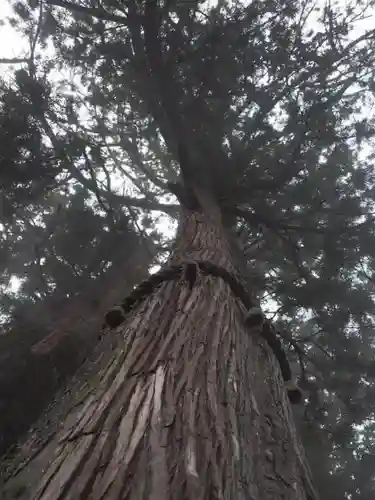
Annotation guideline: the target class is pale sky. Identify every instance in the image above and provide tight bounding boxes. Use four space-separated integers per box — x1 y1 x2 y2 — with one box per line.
0 2 28 63
1 1 373 58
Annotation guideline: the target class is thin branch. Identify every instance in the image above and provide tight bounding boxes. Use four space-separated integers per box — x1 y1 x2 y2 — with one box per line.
120 197 155 259
300 329 323 342
102 164 112 193
0 57 28 64
82 150 116 225
114 131 169 190
46 0 128 24
294 341 307 383
308 338 334 360
28 0 44 77
276 323 308 382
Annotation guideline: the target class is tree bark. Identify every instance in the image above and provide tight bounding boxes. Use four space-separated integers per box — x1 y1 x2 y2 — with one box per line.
6 209 318 500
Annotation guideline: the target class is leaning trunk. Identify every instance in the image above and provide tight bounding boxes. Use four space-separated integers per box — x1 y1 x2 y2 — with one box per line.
11 209 317 500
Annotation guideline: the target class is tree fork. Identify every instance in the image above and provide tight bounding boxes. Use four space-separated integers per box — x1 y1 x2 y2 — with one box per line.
9 209 318 500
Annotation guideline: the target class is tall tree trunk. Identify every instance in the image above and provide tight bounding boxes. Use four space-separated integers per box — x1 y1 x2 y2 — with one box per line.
10 209 318 500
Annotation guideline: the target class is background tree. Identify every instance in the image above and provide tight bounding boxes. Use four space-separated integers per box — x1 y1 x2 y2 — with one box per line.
0 74 160 457
1 0 375 499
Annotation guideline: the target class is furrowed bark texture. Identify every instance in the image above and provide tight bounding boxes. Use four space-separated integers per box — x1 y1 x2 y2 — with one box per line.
28 210 317 500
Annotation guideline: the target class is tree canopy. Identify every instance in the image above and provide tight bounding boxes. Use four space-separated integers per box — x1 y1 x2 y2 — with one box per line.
2 0 375 498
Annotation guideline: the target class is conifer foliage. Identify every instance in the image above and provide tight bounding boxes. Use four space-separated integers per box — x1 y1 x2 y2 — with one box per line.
1 0 375 499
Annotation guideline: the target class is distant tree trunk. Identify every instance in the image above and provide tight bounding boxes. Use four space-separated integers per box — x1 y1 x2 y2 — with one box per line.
25 209 317 500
